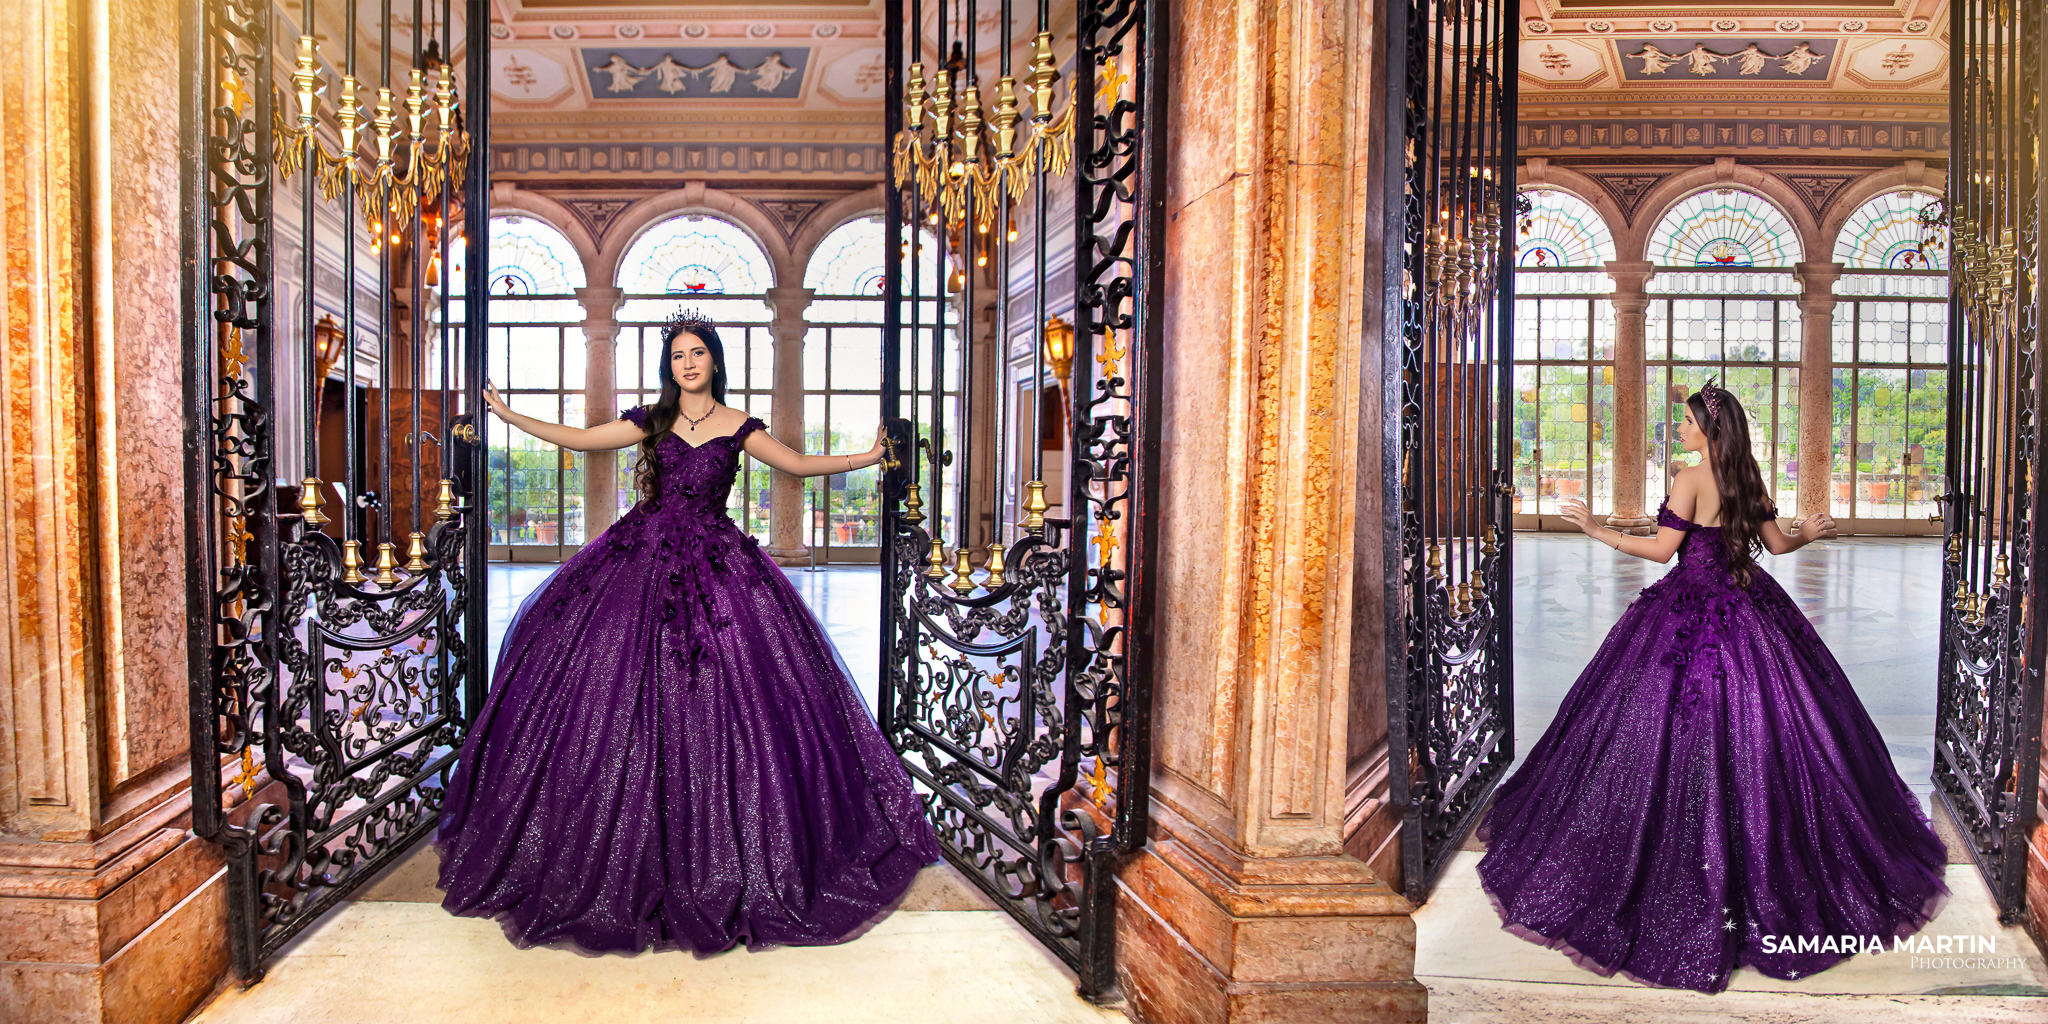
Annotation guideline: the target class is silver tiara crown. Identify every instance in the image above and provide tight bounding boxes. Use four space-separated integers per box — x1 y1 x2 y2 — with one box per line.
663 307 716 338
1700 377 1726 422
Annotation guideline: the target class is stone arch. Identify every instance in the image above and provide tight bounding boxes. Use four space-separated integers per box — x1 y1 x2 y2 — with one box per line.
486 185 600 285
1820 164 1945 265
1622 162 1823 267
1518 162 1631 262
788 186 888 282
594 184 797 290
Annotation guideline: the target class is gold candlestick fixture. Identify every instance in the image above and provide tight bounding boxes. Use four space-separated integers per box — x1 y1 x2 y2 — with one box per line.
983 541 1007 591
403 531 428 573
373 542 399 586
298 477 328 526
342 539 366 584
949 548 978 595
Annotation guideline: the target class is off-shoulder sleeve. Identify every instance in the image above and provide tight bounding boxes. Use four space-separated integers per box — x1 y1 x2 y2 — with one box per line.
619 405 650 430
731 416 767 444
1655 497 1697 532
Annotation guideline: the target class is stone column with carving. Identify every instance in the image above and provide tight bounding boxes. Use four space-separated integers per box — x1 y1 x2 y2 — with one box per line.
0 4 231 1020
764 287 814 564
1112 1 1425 1021
1605 261 1657 534
1794 262 1842 520
575 286 624 541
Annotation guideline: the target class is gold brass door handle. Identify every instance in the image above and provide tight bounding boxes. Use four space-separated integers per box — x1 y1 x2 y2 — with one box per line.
451 422 479 445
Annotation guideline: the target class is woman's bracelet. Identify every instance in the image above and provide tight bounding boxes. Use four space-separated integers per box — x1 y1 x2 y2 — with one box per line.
845 454 854 473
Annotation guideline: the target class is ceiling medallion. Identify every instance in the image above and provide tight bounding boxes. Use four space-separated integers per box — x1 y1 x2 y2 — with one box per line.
550 24 578 40
1777 20 1803 33
683 23 709 38
1525 20 1550 34
1649 19 1677 33
814 24 841 38
1905 19 1930 33
490 22 511 39
1840 20 1867 33
617 23 643 39
748 23 775 38
1586 20 1613 34
1712 19 1738 33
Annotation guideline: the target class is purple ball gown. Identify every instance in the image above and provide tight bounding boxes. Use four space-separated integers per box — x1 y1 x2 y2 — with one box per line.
434 409 942 955
1476 499 1950 992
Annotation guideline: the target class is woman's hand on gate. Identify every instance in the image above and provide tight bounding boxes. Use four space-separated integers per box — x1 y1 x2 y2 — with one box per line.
483 382 511 421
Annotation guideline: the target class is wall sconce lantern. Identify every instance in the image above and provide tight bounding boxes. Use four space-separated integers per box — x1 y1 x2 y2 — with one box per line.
313 313 345 384
1043 314 1074 389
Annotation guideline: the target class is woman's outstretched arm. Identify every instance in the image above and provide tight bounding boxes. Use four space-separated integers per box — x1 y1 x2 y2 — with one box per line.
482 383 647 452
1558 473 1694 564
1760 512 1836 554
741 423 888 479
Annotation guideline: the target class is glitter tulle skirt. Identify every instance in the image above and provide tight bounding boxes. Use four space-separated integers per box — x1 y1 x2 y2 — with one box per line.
1475 504 1949 992
433 415 941 955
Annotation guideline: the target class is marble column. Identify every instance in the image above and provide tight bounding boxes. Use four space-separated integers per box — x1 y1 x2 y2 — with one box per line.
1605 261 1657 534
1794 262 1842 520
0 2 229 1021
575 286 623 540
1116 0 1425 1021
764 287 814 564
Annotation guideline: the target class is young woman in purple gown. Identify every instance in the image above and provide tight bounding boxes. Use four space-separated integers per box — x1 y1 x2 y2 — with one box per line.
434 311 942 955
1476 380 1950 992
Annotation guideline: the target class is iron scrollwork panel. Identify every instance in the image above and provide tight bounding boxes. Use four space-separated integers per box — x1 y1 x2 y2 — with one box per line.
1934 0 2047 925
881 0 1164 999
1383 0 1519 906
183 0 491 981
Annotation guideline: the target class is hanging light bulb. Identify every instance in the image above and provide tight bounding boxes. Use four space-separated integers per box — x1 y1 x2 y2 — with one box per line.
1006 218 1018 242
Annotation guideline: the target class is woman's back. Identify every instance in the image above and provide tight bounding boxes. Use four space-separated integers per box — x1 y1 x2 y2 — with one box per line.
1678 464 1723 527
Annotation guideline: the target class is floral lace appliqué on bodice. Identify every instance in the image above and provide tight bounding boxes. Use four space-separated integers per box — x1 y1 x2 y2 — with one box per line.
618 406 765 521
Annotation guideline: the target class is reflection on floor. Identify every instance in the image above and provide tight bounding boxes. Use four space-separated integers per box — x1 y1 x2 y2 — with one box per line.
1417 533 2048 1021
1513 533 1944 805
189 563 1120 1024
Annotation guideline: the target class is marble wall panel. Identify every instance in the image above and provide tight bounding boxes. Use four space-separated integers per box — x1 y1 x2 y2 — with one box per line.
100 0 191 794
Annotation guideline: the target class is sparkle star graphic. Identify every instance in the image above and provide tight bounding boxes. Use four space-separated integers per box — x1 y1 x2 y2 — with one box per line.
1787 969 1801 979
1723 919 1737 930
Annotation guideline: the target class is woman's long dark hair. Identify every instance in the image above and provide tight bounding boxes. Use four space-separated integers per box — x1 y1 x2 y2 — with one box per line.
632 322 729 500
1688 383 1774 587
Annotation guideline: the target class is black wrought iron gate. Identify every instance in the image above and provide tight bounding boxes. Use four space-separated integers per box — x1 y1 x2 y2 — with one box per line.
181 0 491 981
881 0 1165 998
1380 0 1518 905
1935 0 2047 925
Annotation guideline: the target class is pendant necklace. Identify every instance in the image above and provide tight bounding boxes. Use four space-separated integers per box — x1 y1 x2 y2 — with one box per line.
679 403 716 430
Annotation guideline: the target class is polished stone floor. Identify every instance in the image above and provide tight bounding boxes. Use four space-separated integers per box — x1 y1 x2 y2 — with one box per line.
1511 532 1943 805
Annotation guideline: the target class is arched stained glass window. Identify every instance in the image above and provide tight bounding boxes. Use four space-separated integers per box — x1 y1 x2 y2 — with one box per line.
1646 189 1803 268
1516 189 1616 268
477 214 586 294
1834 190 1946 270
618 215 773 296
804 217 886 295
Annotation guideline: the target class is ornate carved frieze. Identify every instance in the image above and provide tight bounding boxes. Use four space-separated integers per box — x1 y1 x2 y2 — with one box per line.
1522 119 1947 157
490 140 888 180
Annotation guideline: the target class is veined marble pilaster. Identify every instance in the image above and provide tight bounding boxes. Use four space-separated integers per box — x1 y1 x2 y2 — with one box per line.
764 286 813 563
1116 0 1425 1020
1 1 227 1020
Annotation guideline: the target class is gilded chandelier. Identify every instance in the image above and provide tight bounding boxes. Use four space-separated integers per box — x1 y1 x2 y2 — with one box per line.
892 30 1077 228
271 35 472 229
